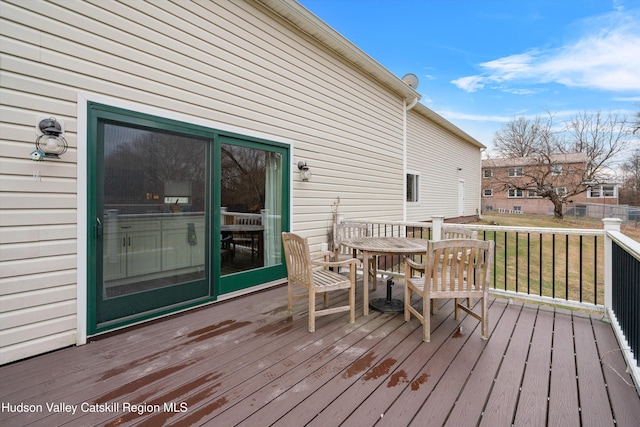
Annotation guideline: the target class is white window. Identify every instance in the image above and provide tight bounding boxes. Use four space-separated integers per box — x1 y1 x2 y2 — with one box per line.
588 185 616 198
508 188 524 198
513 206 522 212
508 167 524 177
483 169 493 178
555 187 567 196
528 189 540 198
406 173 420 203
551 164 562 176
483 188 493 197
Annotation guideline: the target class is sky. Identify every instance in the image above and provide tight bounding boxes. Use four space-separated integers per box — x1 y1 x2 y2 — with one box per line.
297 0 640 157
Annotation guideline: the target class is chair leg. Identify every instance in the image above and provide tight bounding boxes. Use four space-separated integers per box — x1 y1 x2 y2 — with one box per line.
370 257 378 291
323 292 329 308
308 291 316 332
481 295 488 340
423 293 431 342
349 285 355 324
287 282 293 314
454 298 461 320
404 282 411 322
431 299 438 314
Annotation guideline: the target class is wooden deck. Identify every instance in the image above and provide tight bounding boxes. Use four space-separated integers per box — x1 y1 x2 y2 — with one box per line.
2 279 639 426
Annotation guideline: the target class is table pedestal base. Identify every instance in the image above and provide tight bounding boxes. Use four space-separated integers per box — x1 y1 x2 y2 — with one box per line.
369 278 403 313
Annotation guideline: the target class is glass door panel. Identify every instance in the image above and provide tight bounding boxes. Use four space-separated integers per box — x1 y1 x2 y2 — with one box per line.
220 144 282 276
96 121 209 325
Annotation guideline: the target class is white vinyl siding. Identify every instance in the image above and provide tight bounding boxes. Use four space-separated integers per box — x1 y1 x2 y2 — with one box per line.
405 108 482 222
0 0 408 363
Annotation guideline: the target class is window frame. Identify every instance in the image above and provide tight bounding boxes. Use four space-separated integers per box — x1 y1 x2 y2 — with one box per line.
508 167 524 177
508 188 524 198
406 172 420 203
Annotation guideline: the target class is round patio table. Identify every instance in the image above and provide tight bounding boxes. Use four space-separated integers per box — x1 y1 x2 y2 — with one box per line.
341 237 429 315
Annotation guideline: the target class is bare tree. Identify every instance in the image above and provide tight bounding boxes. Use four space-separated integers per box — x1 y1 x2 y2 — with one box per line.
493 116 553 157
488 111 631 219
632 110 640 135
620 149 640 208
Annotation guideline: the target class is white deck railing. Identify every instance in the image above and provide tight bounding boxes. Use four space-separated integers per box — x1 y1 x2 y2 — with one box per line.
346 217 639 391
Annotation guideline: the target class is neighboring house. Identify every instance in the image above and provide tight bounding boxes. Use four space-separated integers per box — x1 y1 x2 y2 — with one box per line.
0 0 484 364
482 153 619 215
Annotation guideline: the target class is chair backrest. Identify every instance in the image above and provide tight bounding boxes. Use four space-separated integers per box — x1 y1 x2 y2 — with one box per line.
425 239 494 293
282 232 314 291
442 225 478 240
333 222 368 254
235 214 262 225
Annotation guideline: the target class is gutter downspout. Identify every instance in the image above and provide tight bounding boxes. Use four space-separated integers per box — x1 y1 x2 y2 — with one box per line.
403 97 418 223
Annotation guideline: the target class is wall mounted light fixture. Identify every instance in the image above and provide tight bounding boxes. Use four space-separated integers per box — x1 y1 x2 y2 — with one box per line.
32 117 68 160
297 161 311 181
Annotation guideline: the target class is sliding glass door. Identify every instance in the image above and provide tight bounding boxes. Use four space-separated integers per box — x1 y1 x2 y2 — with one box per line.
87 104 289 334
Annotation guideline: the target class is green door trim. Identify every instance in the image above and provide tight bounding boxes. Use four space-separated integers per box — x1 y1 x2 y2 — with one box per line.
86 102 290 335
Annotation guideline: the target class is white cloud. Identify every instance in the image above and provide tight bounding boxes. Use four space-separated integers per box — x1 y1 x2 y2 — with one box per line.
452 9 640 93
450 75 485 92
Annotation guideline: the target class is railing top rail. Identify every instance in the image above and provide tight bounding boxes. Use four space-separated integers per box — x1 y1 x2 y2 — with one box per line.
608 229 640 262
351 219 433 229
463 224 603 236
350 219 604 236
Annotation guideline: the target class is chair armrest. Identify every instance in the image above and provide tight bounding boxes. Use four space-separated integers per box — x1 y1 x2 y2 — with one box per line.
311 251 335 262
312 258 361 269
404 256 425 272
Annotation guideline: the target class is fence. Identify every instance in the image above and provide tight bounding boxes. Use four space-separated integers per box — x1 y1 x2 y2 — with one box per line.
483 199 640 222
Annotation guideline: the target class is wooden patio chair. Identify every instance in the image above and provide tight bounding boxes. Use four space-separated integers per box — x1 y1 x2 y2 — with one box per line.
433 225 478 313
442 225 478 240
282 232 360 332
333 222 378 290
404 239 494 342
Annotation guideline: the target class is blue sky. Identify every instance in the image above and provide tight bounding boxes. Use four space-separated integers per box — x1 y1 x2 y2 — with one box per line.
297 0 640 154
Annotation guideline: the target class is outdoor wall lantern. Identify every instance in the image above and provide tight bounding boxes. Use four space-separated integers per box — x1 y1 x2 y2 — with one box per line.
297 161 311 181
32 117 68 160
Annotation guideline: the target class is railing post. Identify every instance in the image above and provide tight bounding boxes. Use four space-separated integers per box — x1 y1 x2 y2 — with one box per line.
602 218 622 316
432 215 444 241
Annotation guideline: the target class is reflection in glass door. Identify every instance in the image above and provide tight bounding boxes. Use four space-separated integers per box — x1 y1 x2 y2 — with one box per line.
220 143 282 276
96 121 209 327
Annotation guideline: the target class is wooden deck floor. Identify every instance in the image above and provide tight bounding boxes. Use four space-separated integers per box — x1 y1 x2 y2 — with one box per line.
1 279 639 426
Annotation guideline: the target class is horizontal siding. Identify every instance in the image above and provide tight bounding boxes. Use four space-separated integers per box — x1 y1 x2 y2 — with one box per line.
0 0 408 363
0 329 76 366
406 109 482 222
0 270 76 295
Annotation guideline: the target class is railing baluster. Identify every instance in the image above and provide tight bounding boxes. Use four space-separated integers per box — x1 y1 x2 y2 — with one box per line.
594 235 598 305
527 233 531 295
504 231 508 291
579 235 583 303
539 233 543 297
565 234 569 301
552 234 556 299
515 232 519 294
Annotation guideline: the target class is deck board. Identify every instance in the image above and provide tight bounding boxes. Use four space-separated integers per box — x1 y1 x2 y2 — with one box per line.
573 313 616 426
548 308 581 427
1 280 638 427
512 304 554 426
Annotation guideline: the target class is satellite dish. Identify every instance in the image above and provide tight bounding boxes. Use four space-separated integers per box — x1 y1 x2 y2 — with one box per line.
402 73 419 89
